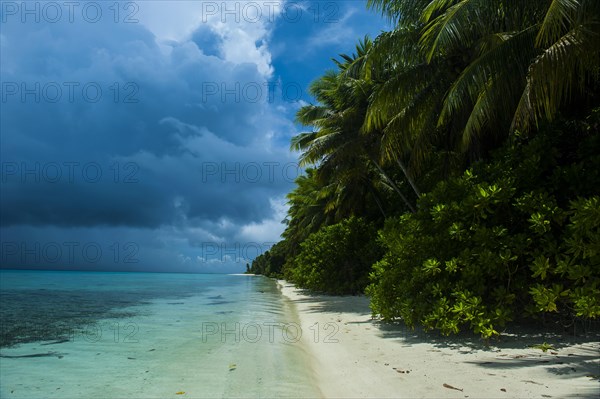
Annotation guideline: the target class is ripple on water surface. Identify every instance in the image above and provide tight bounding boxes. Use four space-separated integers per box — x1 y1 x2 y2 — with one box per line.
0 271 320 398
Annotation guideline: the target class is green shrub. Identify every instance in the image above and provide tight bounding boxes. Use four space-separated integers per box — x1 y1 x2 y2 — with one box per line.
367 112 600 338
285 217 382 294
248 241 287 278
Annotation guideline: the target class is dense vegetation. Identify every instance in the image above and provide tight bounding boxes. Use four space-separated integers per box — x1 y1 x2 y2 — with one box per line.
286 217 382 294
368 115 600 337
250 0 600 337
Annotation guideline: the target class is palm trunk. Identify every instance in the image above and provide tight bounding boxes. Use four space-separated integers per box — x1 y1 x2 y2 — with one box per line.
394 157 421 197
370 159 416 213
368 185 387 219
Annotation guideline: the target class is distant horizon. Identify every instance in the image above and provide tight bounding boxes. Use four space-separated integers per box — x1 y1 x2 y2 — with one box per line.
0 1 389 273
0 268 249 275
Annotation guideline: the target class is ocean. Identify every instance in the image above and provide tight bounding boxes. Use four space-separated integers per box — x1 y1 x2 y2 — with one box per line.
0 270 320 398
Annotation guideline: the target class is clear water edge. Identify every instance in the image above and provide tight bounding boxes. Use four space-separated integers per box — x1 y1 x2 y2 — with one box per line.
0 270 322 398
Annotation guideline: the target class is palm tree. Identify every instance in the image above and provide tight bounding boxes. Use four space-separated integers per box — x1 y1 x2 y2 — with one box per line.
292 38 417 213
282 168 333 251
364 0 600 170
356 25 461 181
421 0 600 143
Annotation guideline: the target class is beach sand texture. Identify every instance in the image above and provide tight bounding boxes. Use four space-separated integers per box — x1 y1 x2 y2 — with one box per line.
278 280 600 399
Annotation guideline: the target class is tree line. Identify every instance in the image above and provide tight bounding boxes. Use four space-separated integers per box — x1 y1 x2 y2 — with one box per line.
249 0 600 338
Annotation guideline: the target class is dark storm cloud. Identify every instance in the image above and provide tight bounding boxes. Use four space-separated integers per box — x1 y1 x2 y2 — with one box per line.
0 1 388 272
0 13 296 230
191 24 222 57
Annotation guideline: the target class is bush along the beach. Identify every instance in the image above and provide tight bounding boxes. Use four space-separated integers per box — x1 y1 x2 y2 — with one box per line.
252 0 600 339
367 113 600 338
284 217 382 295
248 241 287 278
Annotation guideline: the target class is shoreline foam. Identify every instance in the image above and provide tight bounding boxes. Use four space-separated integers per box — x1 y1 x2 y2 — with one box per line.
278 279 600 398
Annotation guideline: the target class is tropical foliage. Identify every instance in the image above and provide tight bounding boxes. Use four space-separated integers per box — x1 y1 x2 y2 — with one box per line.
250 0 600 337
285 217 382 295
368 113 600 338
248 241 287 278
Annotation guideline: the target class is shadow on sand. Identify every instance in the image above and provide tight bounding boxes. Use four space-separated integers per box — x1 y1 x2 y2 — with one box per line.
287 286 600 398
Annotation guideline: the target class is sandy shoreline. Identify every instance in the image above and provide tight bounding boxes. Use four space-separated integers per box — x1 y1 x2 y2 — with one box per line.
278 280 600 399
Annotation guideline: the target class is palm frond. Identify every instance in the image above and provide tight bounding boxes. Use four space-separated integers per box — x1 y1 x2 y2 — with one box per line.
536 0 579 47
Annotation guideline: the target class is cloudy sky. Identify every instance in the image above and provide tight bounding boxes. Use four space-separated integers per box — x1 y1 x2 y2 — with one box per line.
0 0 388 273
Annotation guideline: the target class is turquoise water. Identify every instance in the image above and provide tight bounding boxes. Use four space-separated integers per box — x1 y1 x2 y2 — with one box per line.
0 271 320 398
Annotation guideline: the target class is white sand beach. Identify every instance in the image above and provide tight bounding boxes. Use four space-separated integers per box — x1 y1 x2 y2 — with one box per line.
278 280 600 399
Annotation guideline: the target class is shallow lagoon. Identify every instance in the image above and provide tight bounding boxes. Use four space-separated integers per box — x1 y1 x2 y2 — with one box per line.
0 271 320 398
